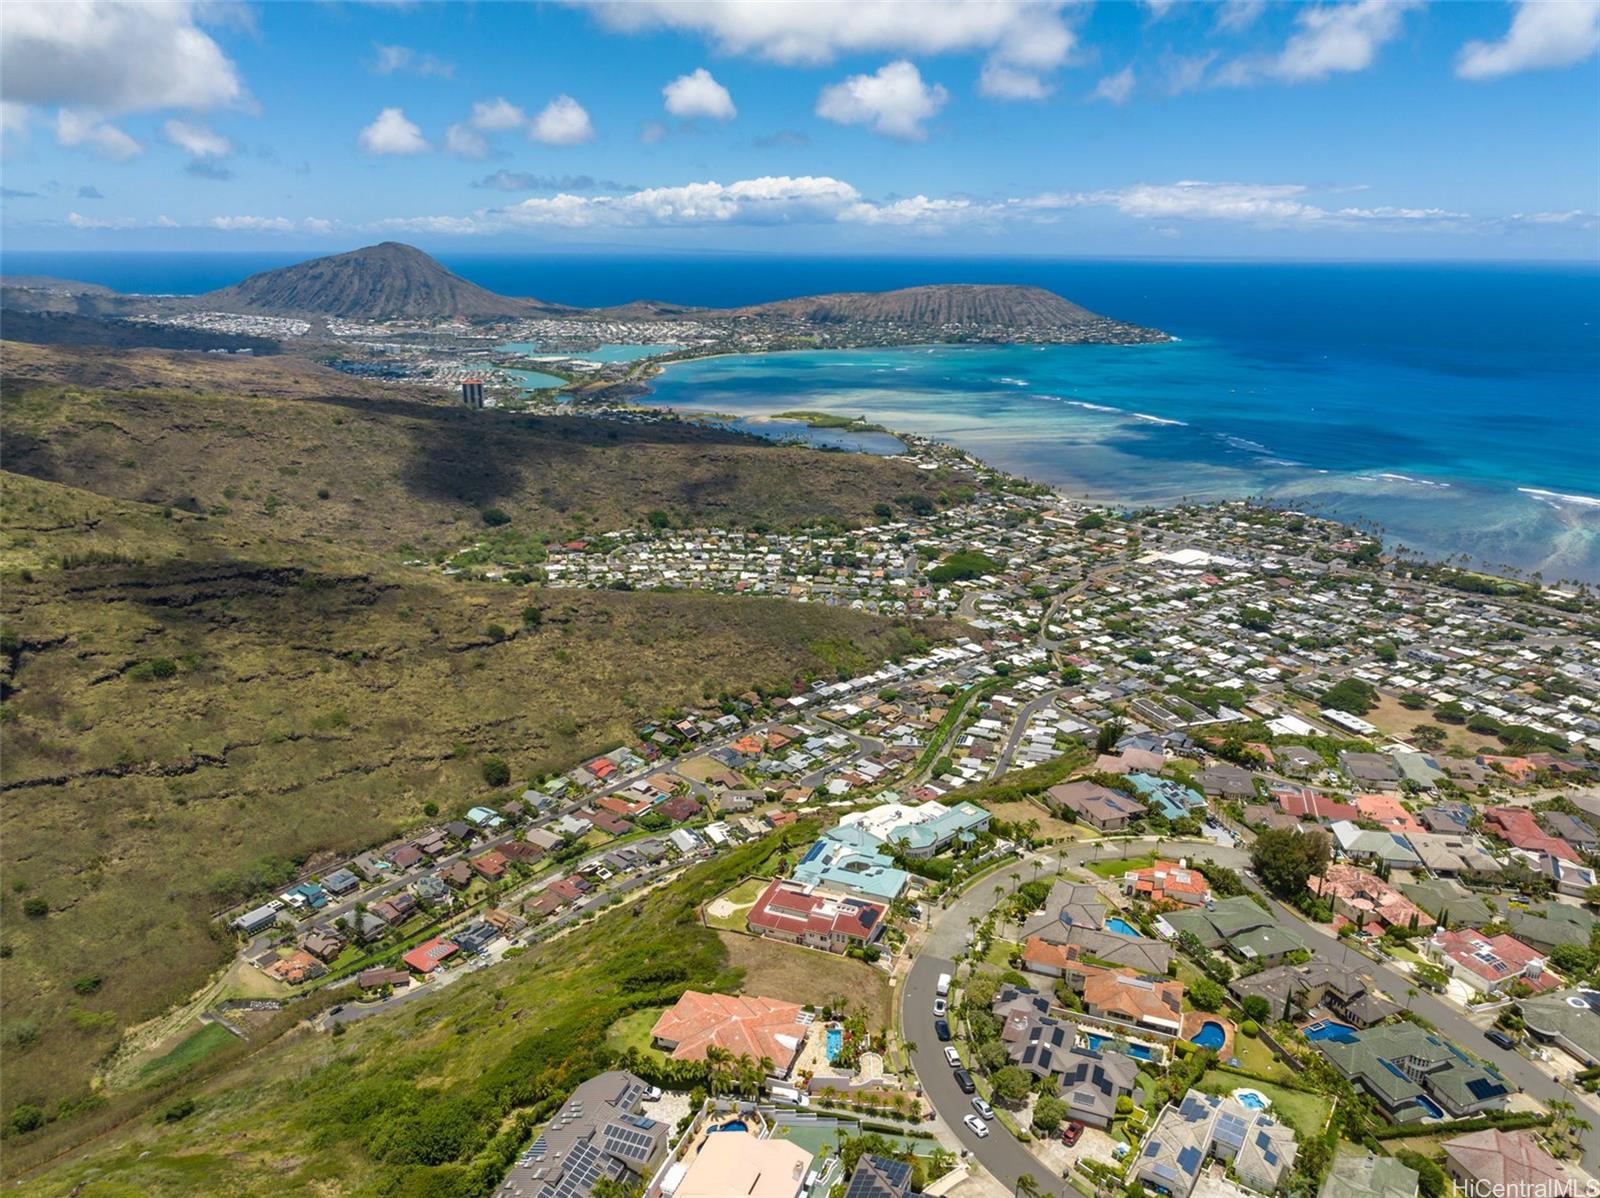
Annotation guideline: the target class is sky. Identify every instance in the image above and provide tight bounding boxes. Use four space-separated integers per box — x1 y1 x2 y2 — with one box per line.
2 0 1598 259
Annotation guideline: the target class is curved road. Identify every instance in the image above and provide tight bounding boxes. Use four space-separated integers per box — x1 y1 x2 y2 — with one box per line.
902 837 1600 1194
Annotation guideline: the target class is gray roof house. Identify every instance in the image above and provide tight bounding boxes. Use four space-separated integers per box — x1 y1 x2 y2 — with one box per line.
1135 1090 1298 1198
1229 960 1399 1026
1521 989 1600 1067
1020 880 1107 937
1314 1023 1510 1122
1160 896 1306 966
1339 752 1401 787
493 1070 667 1198
1320 1148 1419 1198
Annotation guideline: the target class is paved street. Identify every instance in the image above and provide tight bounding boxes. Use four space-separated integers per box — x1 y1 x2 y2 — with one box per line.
902 837 1600 1189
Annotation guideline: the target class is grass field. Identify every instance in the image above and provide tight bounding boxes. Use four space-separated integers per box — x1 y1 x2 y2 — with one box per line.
0 354 952 1128
605 1006 668 1060
137 1023 237 1084
1226 1032 1294 1082
717 932 893 1027
703 877 770 931
1086 853 1156 879
1196 1071 1332 1136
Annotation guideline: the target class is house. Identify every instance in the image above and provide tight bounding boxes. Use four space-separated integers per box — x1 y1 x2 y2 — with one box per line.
649 991 808 1076
1441 1130 1577 1198
1428 928 1558 995
1160 896 1307 966
492 1071 667 1198
1099 747 1166 774
265 950 325 985
1127 775 1207 822
470 849 508 882
1406 832 1500 878
1521 989 1600 1066
1022 920 1175 974
525 827 564 853
402 936 458 975
1135 1090 1298 1198
669 1128 812 1198
233 904 279 936
581 809 631 836
1507 903 1597 952
1047 781 1144 831
836 798 990 857
439 860 474 890
1339 752 1401 788
1542 812 1599 854
321 868 360 896
1279 791 1359 824
371 893 417 925
843 1155 919 1198
1393 752 1446 790
1314 1022 1510 1122
1402 878 1496 928
357 967 410 991
483 907 526 936
1020 880 1108 936
746 879 887 954
659 795 702 822
1195 763 1257 800
1125 861 1209 906
1329 821 1422 870
1311 863 1435 935
388 844 424 870
1485 807 1579 863
1543 854 1599 899
301 930 344 963
1081 970 1184 1037
454 921 498 954
1420 803 1474 833
1319 1148 1419 1198
1353 793 1424 835
995 999 1136 1126
669 827 704 854
790 831 909 902
1276 745 1325 777
1229 960 1400 1026
441 822 472 845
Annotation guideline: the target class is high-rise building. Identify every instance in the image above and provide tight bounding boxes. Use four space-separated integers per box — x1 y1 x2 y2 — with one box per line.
462 378 485 408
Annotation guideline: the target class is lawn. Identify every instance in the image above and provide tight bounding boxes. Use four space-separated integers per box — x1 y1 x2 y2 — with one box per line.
1197 1071 1332 1135
717 932 893 1027
1226 1032 1294 1082
703 876 770 931
137 1023 237 1084
605 1006 668 1059
1086 853 1156 879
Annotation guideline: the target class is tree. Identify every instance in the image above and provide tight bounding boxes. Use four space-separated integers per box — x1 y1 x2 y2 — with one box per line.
1549 943 1598 976
480 756 511 787
521 605 543 628
1015 1175 1045 1198
1188 977 1226 1012
21 897 47 919
1240 995 1271 1022
991 1066 1032 1105
1320 678 1378 716
1251 827 1330 898
1032 1094 1068 1132
480 507 511 526
1095 718 1129 755
1584 884 1600 909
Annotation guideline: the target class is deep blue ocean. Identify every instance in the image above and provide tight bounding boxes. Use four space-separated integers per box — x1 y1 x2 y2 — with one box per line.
5 250 1597 580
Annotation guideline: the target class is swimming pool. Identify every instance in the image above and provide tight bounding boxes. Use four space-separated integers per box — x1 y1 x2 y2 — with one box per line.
1084 1033 1156 1062
1415 1095 1445 1119
1105 917 1143 937
1232 1088 1269 1111
1304 1019 1359 1044
710 1119 749 1133
826 1027 843 1062
1192 1021 1227 1050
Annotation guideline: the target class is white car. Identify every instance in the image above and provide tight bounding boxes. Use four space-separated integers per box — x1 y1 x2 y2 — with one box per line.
932 997 947 1017
944 1047 962 1068
963 1114 990 1138
971 1096 994 1120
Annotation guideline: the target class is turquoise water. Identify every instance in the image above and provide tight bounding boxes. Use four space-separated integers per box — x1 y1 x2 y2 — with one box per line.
825 1026 843 1061
503 367 567 391
711 415 905 456
1304 1020 1359 1043
648 338 1600 582
1192 1021 1227 1050
1104 917 1143 937
498 341 681 364
1084 1033 1156 1062
1233 1090 1268 1111
709 1119 749 1133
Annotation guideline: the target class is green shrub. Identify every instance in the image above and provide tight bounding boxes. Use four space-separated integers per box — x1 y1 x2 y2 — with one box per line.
21 897 47 919
1239 1019 1259 1037
480 508 512 527
480 757 511 787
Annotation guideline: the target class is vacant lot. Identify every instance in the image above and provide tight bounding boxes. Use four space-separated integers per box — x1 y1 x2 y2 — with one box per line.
985 798 1093 842
703 876 770 931
718 932 892 1027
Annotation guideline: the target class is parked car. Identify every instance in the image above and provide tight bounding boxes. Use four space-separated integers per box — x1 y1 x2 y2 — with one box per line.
944 1046 962 1067
971 1096 994 1120
953 1068 976 1094
932 997 947 1017
963 1114 990 1138
1062 1121 1085 1147
1485 1029 1518 1050
934 1018 951 1042
644 1085 663 1101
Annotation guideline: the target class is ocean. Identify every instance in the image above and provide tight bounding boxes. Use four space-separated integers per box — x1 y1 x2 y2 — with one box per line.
5 251 1597 580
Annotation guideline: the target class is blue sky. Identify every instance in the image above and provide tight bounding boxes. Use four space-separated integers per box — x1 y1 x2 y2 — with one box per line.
2 0 1598 258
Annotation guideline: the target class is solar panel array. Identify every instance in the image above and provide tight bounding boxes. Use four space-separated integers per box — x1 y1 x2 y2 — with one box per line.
599 1119 658 1166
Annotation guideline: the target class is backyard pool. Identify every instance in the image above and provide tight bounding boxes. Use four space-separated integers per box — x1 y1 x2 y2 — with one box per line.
1105 917 1143 937
1192 1021 1227 1050
1303 1020 1359 1044
710 1119 749 1133
1232 1088 1269 1111
1084 1033 1157 1062
1415 1095 1446 1119
826 1027 843 1062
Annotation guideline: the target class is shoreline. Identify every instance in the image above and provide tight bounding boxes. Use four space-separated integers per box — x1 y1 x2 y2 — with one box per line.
630 345 1600 588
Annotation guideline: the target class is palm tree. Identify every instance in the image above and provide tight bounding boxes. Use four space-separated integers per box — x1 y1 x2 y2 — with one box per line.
1015 1175 1044 1198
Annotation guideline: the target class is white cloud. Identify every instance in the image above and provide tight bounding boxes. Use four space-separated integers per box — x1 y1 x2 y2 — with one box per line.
1026 179 1470 230
663 68 736 120
1090 66 1136 105
358 107 429 155
370 43 455 78
816 61 947 140
841 195 982 226
471 97 527 131
163 118 230 158
500 175 864 228
1214 0 1267 34
2 1 243 115
1457 0 1600 80
1219 0 1420 85
578 0 1075 102
530 95 594 145
444 122 489 159
1165 53 1218 94
55 109 141 160
207 215 294 232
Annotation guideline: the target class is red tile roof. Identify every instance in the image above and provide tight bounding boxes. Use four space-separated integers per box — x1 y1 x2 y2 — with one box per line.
649 991 808 1071
746 878 885 944
402 937 458 974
